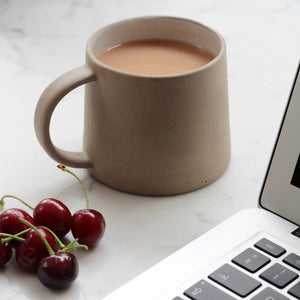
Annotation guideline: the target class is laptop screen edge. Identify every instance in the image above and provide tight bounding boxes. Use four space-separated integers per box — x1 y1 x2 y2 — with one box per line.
259 61 300 226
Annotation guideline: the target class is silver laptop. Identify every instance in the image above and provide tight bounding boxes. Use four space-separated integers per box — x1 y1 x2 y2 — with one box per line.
103 63 300 300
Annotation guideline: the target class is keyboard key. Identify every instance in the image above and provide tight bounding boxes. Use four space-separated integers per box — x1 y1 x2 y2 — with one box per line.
232 248 270 273
283 253 300 271
259 263 299 288
184 279 236 300
288 281 300 299
292 227 300 238
254 238 286 257
208 264 261 297
251 287 290 300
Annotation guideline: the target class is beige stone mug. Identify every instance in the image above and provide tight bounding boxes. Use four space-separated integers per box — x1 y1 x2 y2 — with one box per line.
34 16 230 196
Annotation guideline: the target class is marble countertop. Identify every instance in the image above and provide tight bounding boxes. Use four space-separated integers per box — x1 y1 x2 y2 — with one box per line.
0 0 299 299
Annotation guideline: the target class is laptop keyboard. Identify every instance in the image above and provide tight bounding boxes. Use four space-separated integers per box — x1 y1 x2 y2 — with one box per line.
172 238 300 299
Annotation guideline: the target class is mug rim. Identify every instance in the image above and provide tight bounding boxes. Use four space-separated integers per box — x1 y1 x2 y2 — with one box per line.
86 16 226 79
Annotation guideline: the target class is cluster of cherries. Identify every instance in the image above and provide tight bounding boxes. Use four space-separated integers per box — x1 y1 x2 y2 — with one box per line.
0 164 106 289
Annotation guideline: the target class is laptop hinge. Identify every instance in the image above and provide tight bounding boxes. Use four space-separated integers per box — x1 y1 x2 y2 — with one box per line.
292 227 300 238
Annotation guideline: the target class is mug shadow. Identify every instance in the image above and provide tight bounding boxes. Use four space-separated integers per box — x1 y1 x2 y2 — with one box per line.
56 170 178 217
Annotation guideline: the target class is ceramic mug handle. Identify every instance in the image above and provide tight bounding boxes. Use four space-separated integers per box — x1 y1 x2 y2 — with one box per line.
34 65 96 168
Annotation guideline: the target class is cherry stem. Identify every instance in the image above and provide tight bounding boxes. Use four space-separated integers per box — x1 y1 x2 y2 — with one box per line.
41 226 65 249
62 244 88 252
0 195 34 212
1 228 30 243
57 164 90 210
65 238 78 249
59 238 88 252
0 233 25 243
19 218 55 256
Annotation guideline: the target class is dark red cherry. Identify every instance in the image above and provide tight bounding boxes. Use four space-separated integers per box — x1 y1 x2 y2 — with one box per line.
0 228 12 267
37 252 78 289
16 226 58 272
57 164 106 247
0 208 36 247
33 198 72 237
0 208 36 234
71 209 105 248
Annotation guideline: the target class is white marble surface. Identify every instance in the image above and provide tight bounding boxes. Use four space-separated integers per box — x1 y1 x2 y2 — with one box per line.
0 0 299 299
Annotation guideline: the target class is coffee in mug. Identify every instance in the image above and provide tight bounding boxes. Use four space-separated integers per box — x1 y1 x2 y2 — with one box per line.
34 16 230 196
97 39 215 75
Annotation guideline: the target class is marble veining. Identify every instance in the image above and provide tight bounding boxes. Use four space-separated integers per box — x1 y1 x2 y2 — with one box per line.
0 0 300 299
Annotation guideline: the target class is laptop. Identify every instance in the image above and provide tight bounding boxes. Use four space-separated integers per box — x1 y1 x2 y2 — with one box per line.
103 63 300 300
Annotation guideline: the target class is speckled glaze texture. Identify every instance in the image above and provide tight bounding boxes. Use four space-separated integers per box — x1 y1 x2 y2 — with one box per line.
2 1 300 298
35 16 230 195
